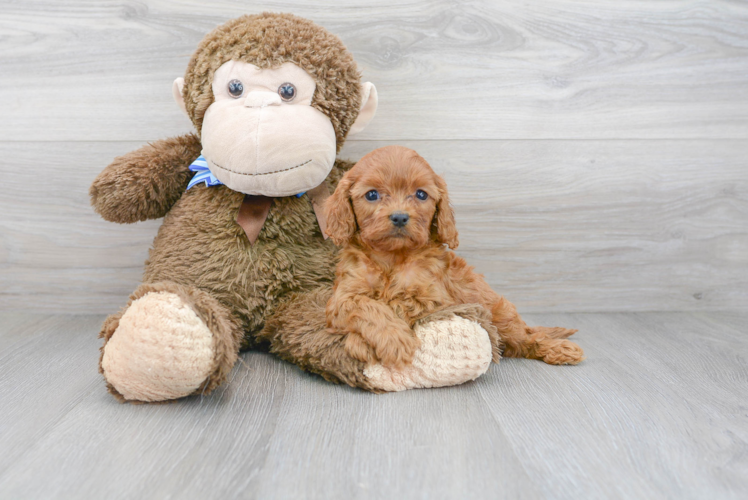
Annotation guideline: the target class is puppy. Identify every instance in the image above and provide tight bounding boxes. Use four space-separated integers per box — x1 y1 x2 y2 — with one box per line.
324 145 584 369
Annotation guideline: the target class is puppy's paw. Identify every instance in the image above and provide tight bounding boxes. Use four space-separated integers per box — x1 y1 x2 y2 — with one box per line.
344 333 376 364
541 339 585 365
374 327 420 369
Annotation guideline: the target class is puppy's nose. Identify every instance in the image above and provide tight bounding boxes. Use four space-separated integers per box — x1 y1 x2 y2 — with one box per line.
389 212 409 228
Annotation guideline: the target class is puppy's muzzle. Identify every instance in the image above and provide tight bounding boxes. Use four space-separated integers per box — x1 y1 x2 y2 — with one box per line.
389 212 409 228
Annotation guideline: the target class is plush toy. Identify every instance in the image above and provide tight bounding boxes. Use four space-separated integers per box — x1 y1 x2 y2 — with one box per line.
90 13 494 403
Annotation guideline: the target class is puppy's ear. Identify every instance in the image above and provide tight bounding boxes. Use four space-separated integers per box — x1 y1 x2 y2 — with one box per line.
324 172 357 246
432 174 459 249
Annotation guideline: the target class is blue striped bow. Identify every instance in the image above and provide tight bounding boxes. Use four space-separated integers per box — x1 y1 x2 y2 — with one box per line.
187 155 223 190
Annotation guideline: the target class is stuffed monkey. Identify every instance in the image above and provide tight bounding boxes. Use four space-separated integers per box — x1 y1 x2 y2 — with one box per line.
90 13 494 402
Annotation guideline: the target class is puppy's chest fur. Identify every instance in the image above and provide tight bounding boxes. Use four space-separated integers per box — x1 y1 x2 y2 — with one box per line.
361 249 456 323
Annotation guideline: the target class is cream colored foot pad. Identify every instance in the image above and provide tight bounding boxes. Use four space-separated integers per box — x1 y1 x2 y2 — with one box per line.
101 292 215 402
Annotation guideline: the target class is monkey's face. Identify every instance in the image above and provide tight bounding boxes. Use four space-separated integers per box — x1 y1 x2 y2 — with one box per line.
199 61 338 197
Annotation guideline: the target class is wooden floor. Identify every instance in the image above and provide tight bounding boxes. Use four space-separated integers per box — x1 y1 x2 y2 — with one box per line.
0 311 745 499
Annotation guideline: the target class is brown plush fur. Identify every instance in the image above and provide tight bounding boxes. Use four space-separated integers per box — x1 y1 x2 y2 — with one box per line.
182 13 363 150
324 146 585 367
142 161 351 348
91 13 374 401
90 134 202 224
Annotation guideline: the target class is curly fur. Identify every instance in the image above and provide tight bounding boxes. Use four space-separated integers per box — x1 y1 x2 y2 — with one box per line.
324 146 585 367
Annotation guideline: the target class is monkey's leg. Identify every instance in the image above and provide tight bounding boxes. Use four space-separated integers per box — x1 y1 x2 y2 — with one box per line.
491 298 585 365
99 282 243 403
258 288 379 391
260 292 496 392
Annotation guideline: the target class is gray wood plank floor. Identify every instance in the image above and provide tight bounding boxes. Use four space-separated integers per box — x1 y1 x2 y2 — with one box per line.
0 312 745 500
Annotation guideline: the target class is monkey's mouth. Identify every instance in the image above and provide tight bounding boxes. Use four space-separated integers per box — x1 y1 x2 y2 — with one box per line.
207 157 313 177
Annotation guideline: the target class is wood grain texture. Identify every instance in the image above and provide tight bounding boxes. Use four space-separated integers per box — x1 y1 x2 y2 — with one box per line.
484 311 748 499
0 311 745 499
1 139 745 313
0 314 104 475
1 1 747 312
1 0 748 141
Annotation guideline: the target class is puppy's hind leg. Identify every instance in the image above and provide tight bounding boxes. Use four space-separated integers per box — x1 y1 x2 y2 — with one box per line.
532 338 585 365
491 298 584 365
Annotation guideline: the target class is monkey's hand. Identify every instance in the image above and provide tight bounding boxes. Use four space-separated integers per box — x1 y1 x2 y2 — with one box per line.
363 304 496 391
90 133 201 223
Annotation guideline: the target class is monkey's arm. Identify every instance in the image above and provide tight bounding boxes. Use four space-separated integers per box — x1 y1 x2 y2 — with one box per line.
90 133 202 223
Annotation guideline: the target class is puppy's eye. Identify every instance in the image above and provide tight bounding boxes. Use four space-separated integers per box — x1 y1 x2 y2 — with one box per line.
365 190 380 201
416 190 428 201
278 83 296 101
228 79 244 98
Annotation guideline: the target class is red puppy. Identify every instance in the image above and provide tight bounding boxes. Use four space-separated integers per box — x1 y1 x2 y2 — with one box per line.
324 145 584 368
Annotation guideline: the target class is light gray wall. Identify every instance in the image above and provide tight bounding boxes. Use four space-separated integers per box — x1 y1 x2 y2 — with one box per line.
1 0 747 313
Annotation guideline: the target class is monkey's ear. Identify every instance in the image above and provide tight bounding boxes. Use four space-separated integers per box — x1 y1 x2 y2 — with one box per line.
324 174 358 246
433 174 459 250
348 83 378 135
172 77 188 117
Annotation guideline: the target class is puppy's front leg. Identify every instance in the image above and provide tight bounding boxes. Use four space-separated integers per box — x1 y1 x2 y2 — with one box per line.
328 294 420 368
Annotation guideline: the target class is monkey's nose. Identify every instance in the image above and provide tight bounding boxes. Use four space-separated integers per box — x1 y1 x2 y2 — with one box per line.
244 91 281 108
390 212 409 228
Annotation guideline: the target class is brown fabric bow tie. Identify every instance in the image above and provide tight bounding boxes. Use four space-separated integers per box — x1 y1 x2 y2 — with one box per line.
235 183 331 245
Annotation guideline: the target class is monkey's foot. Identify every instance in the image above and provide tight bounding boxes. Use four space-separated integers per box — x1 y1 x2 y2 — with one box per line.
363 315 493 392
101 291 218 402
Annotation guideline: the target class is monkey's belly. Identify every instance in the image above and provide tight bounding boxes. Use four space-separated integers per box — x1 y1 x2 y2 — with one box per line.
142 187 338 343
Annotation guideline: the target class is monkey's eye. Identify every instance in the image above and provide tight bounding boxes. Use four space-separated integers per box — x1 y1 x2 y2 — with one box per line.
278 83 296 101
227 79 244 98
365 190 380 201
416 190 428 200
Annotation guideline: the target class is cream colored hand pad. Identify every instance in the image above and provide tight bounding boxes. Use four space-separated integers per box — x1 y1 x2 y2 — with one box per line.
363 316 493 392
101 292 215 402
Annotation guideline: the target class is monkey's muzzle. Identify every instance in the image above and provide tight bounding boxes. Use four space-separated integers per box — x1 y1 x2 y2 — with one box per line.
201 101 337 197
